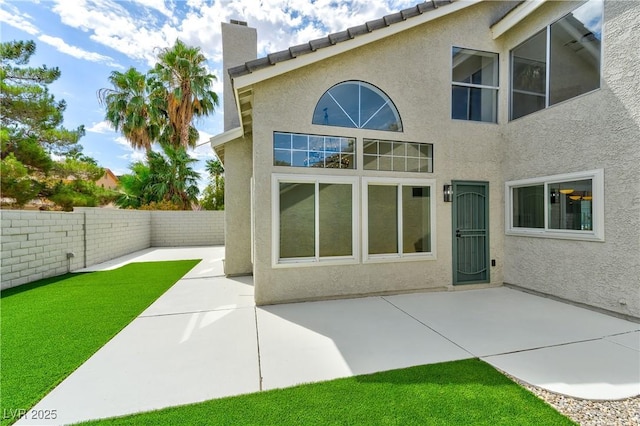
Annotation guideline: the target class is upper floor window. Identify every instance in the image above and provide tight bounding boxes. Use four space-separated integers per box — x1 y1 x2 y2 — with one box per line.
452 47 499 123
510 0 603 120
312 81 402 132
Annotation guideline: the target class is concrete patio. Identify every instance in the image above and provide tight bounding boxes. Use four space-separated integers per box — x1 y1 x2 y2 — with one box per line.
18 247 640 425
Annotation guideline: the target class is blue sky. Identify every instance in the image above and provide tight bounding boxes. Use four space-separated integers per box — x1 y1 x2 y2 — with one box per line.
1 0 416 188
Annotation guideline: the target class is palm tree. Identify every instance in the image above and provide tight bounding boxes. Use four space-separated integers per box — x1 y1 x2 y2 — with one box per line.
97 68 160 151
151 39 219 149
98 40 218 151
202 158 224 210
115 162 153 209
205 158 224 186
147 144 200 209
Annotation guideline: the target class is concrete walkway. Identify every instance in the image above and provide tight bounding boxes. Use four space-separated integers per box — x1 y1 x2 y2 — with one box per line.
18 247 640 425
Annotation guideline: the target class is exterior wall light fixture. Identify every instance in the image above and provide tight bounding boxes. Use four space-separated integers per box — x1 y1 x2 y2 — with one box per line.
443 184 453 202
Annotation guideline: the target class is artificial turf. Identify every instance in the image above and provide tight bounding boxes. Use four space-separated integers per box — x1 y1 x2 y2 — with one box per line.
0 260 199 426
83 359 575 426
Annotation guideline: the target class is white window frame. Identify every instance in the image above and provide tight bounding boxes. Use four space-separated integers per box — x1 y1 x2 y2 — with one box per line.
509 0 604 121
451 46 499 123
505 169 604 241
362 177 437 263
272 173 359 267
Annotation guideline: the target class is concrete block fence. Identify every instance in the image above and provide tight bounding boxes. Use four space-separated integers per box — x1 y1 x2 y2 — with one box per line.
1 208 224 290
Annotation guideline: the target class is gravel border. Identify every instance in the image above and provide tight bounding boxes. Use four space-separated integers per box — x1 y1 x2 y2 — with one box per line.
505 373 640 425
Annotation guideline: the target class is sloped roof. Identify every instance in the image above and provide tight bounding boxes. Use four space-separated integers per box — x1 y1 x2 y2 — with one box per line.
228 0 456 79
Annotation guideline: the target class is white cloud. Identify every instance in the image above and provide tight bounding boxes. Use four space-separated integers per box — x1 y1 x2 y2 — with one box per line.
0 2 40 35
114 135 146 163
134 0 174 18
38 34 124 68
87 121 114 133
114 135 134 150
118 149 147 163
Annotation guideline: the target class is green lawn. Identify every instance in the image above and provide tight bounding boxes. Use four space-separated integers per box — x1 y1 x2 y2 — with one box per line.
0 260 199 425
82 359 575 426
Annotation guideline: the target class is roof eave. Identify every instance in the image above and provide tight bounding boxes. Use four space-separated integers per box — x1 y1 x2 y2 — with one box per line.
232 0 483 90
491 0 549 39
210 126 244 163
210 126 243 148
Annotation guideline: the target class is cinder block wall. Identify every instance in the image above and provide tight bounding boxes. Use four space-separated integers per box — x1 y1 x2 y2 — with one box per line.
1 209 225 290
150 211 224 246
1 210 85 288
78 208 151 266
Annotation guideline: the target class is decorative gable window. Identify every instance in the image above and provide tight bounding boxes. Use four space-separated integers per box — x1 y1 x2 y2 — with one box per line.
312 81 402 131
451 47 499 123
510 0 603 120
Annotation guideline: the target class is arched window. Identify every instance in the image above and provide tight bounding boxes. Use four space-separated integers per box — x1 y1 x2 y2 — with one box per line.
312 81 402 132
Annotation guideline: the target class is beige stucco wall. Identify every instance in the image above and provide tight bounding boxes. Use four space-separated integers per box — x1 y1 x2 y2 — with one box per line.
499 0 640 318
249 1 509 304
223 137 254 276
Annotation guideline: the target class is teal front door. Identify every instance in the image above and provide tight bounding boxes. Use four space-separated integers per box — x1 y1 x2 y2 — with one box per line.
452 181 489 285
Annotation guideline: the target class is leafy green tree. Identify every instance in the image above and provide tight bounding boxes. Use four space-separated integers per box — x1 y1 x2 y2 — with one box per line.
52 157 105 182
0 40 112 210
42 156 117 211
200 158 224 210
0 153 40 207
1 40 85 158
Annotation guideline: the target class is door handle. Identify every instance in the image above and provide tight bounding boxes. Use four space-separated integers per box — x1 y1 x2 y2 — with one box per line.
455 229 461 238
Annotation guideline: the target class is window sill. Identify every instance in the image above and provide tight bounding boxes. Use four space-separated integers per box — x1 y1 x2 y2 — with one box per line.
273 257 358 268
364 253 437 264
505 229 604 242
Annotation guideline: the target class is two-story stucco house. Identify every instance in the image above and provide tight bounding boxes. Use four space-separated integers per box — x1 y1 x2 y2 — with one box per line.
211 0 640 320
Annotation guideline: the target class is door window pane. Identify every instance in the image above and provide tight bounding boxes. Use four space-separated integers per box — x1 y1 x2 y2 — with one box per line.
402 186 431 253
279 183 315 258
549 0 602 105
368 185 398 254
513 185 544 228
319 184 352 257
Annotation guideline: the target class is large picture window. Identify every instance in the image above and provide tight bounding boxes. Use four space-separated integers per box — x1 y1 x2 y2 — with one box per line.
510 0 603 120
452 47 499 123
312 81 402 131
506 170 604 241
363 178 437 261
273 175 358 265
